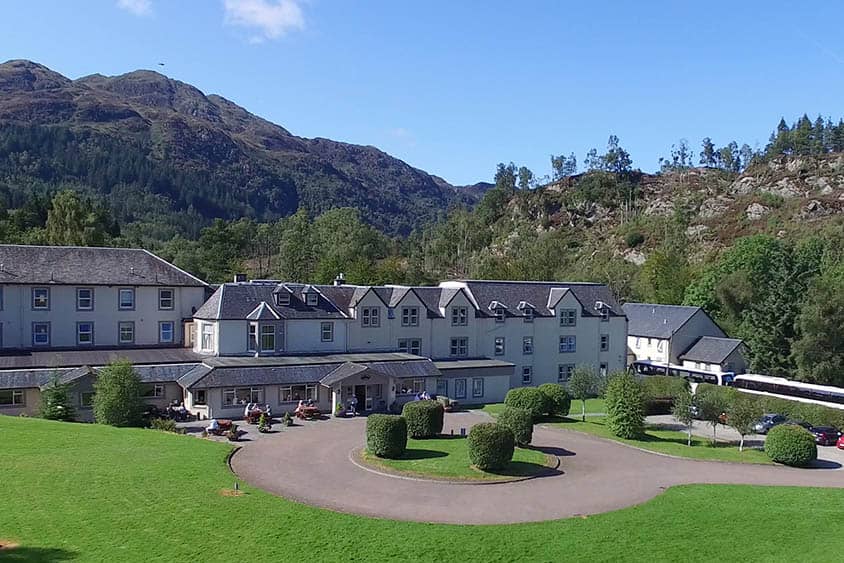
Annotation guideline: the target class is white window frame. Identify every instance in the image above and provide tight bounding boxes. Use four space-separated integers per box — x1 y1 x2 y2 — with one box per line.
76 287 94 311
398 378 425 395
279 384 317 403
494 307 505 323
494 336 505 356
32 322 50 347
436 379 448 396
223 387 263 407
523 336 533 355
450 337 468 357
559 335 576 353
79 391 95 408
523 307 534 323
451 306 468 326
521 366 532 385
401 306 419 327
472 377 484 398
362 307 380 328
0 389 24 406
247 323 258 352
600 334 609 352
398 338 421 355
260 324 276 352
118 288 135 310
600 363 608 376
201 323 215 351
454 378 467 399
558 364 575 383
159 321 175 344
158 288 174 310
600 308 610 322
194 389 207 405
142 384 165 398
277 292 291 306
77 322 94 346
32 287 50 310
559 308 577 326
306 292 318 306
119 321 135 345
321 322 334 342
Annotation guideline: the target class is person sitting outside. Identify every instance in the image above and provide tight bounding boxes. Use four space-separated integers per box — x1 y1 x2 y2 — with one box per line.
207 418 220 434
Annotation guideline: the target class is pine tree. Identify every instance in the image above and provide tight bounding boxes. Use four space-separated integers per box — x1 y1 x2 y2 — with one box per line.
40 374 76 421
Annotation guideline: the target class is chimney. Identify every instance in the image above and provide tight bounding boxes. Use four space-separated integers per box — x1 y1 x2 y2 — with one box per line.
333 273 346 286
234 273 247 283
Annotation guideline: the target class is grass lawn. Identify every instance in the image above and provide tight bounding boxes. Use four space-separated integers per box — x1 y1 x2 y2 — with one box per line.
548 417 772 464
3 416 842 562
360 436 550 480
480 399 605 418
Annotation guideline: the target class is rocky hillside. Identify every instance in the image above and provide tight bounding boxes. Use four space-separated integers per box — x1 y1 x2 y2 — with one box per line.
0 59 475 237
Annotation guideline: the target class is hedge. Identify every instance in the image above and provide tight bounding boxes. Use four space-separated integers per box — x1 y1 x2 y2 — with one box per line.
641 376 689 415
538 383 571 417
605 373 645 439
498 407 533 446
401 400 444 438
504 387 550 419
765 424 817 467
467 423 515 470
366 414 407 459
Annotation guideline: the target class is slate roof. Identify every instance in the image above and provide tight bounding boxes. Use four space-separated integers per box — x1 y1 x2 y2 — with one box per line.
0 368 64 389
460 280 623 319
679 337 745 364
0 362 200 390
622 303 702 338
194 283 348 320
434 358 515 371
0 347 205 370
0 245 207 287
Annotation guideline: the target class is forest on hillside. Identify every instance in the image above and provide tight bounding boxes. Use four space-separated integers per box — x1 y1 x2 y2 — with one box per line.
1 114 843 386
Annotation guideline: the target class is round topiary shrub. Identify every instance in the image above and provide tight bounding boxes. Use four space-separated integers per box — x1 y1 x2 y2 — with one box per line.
498 407 534 446
504 387 550 420
366 414 407 459
765 424 817 467
401 400 444 438
605 373 645 439
467 423 515 470
538 383 571 417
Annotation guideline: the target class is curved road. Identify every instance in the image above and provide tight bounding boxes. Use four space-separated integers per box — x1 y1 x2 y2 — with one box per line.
230 412 843 525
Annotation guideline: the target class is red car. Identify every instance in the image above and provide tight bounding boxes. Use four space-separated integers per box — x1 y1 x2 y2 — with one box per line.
838 434 844 450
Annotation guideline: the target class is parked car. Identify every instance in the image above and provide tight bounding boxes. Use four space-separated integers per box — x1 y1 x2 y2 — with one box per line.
837 435 844 450
753 413 786 434
784 419 813 431
809 426 841 446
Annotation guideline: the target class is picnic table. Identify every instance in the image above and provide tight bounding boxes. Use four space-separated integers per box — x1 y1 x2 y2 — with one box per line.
295 406 321 420
245 409 270 424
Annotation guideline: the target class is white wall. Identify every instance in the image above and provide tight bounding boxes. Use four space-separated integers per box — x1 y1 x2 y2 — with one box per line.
628 335 669 363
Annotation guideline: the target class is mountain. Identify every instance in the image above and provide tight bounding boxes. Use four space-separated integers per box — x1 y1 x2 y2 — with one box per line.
0 59 476 237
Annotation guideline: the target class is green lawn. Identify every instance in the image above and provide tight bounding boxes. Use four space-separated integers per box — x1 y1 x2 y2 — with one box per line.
361 436 549 480
480 399 605 418
3 416 842 562
548 417 772 464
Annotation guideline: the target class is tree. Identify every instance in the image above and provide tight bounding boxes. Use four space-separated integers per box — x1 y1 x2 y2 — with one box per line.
45 190 110 246
277 208 315 282
40 374 76 421
603 135 633 176
792 269 844 386
699 137 717 167
93 360 145 427
671 388 695 446
604 373 645 439
517 166 534 190
696 387 732 445
567 365 598 422
727 393 762 452
494 162 518 194
550 153 577 179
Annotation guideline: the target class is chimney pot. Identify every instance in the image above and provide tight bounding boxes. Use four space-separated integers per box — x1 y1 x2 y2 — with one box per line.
234 273 247 283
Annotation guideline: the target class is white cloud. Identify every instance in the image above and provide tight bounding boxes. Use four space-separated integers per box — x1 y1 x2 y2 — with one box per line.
223 0 305 41
117 0 152 16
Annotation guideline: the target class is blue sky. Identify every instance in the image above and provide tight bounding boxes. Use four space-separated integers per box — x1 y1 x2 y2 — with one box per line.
3 1 844 185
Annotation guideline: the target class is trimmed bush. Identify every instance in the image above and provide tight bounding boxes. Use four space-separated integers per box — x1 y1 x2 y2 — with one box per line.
149 418 184 434
467 423 515 470
765 424 817 467
605 373 645 439
504 387 550 420
538 383 571 417
641 376 689 415
366 414 407 459
498 407 534 446
401 400 444 438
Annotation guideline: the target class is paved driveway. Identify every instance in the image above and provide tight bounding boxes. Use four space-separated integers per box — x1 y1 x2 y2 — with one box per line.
230 412 843 525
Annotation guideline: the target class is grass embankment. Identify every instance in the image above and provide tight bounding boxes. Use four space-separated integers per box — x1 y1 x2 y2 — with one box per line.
549 417 772 464
361 435 550 480
2 416 839 562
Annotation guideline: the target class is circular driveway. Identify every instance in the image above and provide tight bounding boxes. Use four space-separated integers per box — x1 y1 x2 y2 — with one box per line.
230 412 844 525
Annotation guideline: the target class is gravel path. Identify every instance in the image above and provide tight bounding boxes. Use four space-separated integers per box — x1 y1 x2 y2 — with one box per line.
230 411 844 525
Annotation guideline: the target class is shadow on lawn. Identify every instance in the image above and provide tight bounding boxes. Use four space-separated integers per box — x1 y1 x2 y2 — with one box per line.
0 546 77 562
397 449 449 461
484 461 564 479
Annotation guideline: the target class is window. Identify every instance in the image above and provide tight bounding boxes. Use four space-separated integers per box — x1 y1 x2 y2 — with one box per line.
523 307 534 323
600 334 609 352
77 322 94 346
223 387 263 407
600 363 608 376
0 286 3 310
397 379 425 394
454 378 467 399
361 307 380 327
247 323 257 351
80 391 95 408
521 366 533 385
472 378 484 398
159 321 174 344
558 364 575 383
450 337 468 357
494 337 505 356
194 390 207 405
76 288 93 310
559 308 577 326
600 308 610 322
523 336 533 355
32 322 50 346
141 384 165 398
321 322 334 342
306 292 318 306
118 288 135 310
451 306 468 326
119 322 135 344
0 389 24 406
635 337 641 349
279 384 317 403
32 287 50 310
277 323 285 351
199 324 215 351
657 340 666 352
494 307 505 323
398 338 421 355
436 379 448 396
559 335 576 353
401 306 419 327
276 292 290 306
158 288 174 310
260 324 276 351
387 307 395 319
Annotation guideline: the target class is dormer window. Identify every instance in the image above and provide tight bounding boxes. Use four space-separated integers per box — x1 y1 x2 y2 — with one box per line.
523 307 534 323
600 308 610 322
276 292 290 306
494 307 505 323
306 292 318 306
